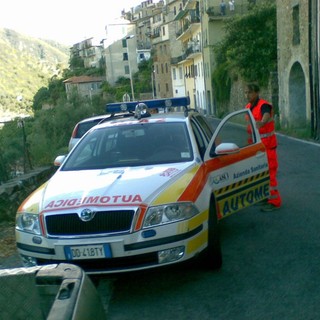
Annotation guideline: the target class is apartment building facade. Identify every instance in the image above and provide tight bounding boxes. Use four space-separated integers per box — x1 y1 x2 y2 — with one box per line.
150 1 174 99
71 0 319 135
171 0 204 110
104 2 154 94
70 38 104 69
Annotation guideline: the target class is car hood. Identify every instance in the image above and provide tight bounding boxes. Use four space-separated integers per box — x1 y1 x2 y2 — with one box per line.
22 163 198 214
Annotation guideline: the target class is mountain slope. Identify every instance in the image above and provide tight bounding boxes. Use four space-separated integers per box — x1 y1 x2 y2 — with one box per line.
0 28 69 119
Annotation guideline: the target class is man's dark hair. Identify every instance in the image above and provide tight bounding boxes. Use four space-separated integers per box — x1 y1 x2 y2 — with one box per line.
246 83 260 93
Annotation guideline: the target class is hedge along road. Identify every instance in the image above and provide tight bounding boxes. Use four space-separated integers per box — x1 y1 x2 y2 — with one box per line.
100 133 320 320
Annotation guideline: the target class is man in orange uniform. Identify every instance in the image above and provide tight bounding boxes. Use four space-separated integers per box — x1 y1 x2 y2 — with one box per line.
245 83 282 212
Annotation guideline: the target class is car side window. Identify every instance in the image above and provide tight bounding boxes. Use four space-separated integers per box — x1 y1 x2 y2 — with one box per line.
190 120 208 159
215 111 257 149
193 115 213 140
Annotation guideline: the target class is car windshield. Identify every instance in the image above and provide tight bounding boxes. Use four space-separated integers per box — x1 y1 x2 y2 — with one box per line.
62 122 193 170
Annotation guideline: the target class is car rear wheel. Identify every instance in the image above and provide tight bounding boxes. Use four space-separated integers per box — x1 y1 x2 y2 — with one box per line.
199 199 222 270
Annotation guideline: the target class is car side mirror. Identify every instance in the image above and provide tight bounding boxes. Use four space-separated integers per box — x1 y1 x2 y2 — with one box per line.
54 155 67 167
214 143 240 155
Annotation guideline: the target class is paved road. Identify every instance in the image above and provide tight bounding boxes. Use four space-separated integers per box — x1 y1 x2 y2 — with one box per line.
100 134 320 320
2 134 320 319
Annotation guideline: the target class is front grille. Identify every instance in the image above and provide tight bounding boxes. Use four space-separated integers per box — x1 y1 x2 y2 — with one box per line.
45 210 134 236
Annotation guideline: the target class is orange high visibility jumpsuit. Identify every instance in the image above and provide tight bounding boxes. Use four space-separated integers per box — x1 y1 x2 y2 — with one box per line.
246 99 282 207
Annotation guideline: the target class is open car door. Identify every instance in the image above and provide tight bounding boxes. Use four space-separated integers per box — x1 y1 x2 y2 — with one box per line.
204 109 270 220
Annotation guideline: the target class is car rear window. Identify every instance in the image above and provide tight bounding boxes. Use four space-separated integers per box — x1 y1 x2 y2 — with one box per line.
75 119 104 138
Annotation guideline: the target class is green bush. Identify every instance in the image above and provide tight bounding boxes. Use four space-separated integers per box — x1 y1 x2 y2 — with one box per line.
213 2 277 102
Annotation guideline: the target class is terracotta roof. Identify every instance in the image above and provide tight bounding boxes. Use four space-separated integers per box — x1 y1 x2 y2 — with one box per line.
63 76 104 84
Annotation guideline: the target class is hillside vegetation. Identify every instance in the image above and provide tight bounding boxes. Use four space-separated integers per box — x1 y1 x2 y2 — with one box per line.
0 26 155 183
0 28 69 119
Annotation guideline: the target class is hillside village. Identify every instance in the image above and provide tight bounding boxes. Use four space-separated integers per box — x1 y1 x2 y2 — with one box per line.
0 0 319 182
67 0 319 139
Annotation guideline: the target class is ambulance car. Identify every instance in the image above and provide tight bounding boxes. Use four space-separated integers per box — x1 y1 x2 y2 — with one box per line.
15 97 270 274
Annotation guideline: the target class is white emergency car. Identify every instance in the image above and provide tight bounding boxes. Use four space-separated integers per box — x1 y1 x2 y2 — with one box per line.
16 97 270 274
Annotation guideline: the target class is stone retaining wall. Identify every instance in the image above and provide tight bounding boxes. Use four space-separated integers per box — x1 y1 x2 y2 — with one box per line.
0 167 55 221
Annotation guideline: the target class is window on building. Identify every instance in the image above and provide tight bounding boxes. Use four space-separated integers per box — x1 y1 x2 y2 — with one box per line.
139 53 145 61
179 67 183 79
165 63 168 73
190 65 194 78
166 83 169 92
292 5 300 45
123 52 128 61
174 7 176 15
173 68 177 80
156 64 159 74
161 64 164 73
163 26 166 36
122 39 127 48
124 65 130 75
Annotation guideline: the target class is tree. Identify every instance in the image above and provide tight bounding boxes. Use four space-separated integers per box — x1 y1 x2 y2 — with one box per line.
32 87 50 111
69 54 85 71
0 119 27 181
134 59 153 95
213 2 277 102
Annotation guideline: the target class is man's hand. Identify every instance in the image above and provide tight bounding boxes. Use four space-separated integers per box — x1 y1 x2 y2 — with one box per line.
256 121 265 129
257 112 271 129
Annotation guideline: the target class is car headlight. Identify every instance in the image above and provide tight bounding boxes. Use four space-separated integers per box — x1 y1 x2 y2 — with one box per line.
16 213 41 235
143 202 199 228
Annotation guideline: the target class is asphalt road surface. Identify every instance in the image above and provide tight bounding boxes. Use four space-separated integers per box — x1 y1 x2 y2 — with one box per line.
100 133 320 320
2 133 320 320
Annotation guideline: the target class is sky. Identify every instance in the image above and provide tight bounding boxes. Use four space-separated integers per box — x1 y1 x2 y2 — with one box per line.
0 0 140 46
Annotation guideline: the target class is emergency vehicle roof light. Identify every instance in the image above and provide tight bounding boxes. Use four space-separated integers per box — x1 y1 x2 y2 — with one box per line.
135 103 150 119
105 96 191 115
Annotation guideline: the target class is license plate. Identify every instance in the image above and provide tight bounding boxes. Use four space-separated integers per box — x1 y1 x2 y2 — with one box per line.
64 244 112 260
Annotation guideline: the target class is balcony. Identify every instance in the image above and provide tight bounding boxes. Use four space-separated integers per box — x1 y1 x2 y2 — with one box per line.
176 14 200 40
171 40 201 65
137 42 151 50
206 4 248 20
185 43 201 59
150 30 161 39
171 54 188 65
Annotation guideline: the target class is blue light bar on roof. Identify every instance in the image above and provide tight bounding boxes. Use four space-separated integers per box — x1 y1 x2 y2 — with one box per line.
105 96 190 114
